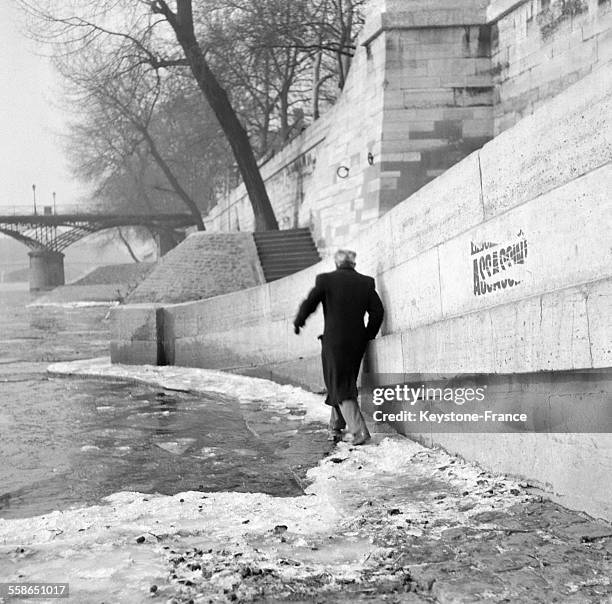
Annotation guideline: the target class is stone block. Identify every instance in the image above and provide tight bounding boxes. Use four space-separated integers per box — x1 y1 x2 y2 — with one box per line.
380 176 399 189
382 120 416 138
110 340 160 366
587 279 612 368
416 27 469 46
367 332 404 373
596 23 612 62
127 232 265 305
401 283 596 375
581 3 612 39
480 63 612 217
464 74 494 87
431 432 612 520
110 304 160 342
351 212 397 275
439 164 612 318
403 88 456 108
442 107 476 120
164 300 200 340
487 0 526 24
252 354 325 393
380 151 423 162
389 151 484 266
388 62 429 82
172 334 230 369
378 246 443 333
401 75 443 89
427 58 477 77
530 38 598 82
453 86 494 106
401 43 470 60
381 9 487 31
381 89 407 110
537 69 587 101
462 117 494 137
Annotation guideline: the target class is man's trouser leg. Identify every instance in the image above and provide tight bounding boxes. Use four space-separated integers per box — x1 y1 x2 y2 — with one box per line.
329 406 346 431
328 406 346 441
339 399 370 443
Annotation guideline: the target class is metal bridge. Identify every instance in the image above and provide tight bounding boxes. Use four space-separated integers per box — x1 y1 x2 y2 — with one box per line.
0 205 197 253
0 205 198 291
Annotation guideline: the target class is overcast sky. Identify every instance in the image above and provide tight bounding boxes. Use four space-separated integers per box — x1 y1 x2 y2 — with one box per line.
0 2 85 211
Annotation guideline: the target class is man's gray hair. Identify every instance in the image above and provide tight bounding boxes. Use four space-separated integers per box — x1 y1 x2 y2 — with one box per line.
334 249 357 268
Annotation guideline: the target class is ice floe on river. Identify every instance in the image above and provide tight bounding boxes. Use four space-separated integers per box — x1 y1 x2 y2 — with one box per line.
48 356 330 424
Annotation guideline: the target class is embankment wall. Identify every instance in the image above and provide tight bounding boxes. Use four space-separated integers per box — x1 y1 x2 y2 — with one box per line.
111 232 265 365
489 0 612 133
127 232 264 305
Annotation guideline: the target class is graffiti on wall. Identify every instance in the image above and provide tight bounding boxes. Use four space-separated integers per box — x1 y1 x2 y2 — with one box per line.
472 230 528 296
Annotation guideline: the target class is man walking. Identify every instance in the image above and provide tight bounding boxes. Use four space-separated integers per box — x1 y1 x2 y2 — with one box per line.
293 249 384 445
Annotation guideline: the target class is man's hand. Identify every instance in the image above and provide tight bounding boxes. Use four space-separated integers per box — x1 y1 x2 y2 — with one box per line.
294 324 301 335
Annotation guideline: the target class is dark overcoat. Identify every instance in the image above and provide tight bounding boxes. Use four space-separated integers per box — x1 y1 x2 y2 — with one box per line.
294 266 384 407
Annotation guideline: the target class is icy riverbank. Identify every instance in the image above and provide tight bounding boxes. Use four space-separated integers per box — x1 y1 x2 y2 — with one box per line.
48 357 330 425
1 360 610 603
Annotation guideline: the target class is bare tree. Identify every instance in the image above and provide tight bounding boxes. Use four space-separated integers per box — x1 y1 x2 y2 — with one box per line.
116 227 144 262
323 0 366 90
149 0 279 230
205 0 314 153
20 0 279 230
62 53 208 229
209 0 366 129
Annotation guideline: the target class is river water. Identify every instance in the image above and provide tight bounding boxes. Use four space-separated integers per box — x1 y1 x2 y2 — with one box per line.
0 287 326 520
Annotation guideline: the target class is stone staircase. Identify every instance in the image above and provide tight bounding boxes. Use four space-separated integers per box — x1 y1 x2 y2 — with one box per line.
253 228 321 282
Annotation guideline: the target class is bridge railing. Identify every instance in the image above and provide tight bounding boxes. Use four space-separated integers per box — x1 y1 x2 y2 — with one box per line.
0 205 188 217
0 204 104 216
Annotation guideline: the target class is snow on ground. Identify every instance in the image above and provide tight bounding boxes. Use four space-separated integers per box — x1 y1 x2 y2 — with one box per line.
0 359 541 602
48 357 330 424
0 434 536 603
26 300 120 309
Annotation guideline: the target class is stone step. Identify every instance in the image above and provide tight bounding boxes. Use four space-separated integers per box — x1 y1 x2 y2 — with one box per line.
254 228 320 283
259 256 319 266
254 237 312 245
262 259 317 269
262 260 317 269
255 237 316 249
256 248 319 259
262 265 317 276
253 228 311 238
264 271 304 282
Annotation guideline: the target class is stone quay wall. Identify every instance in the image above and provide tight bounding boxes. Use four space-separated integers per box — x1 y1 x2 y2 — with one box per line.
111 232 265 365
112 63 612 519
489 0 612 133
205 0 610 255
127 232 265 306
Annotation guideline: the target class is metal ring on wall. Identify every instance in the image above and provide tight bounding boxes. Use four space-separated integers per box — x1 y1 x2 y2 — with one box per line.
336 165 350 179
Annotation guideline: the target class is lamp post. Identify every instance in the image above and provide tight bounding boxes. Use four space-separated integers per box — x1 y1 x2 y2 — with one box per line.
32 184 37 215
52 191 56 215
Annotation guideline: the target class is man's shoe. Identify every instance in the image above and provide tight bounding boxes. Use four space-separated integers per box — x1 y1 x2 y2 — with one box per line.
350 430 371 446
328 429 343 442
